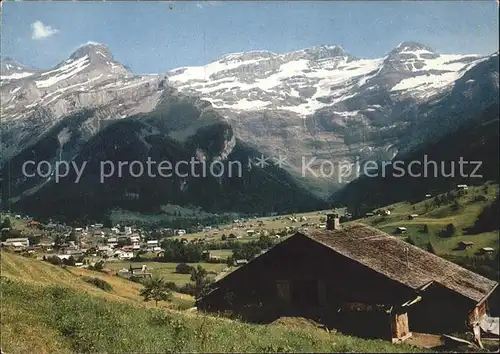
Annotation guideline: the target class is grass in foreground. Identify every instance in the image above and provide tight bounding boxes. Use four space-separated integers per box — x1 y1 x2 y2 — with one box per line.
0 252 423 353
1 277 422 354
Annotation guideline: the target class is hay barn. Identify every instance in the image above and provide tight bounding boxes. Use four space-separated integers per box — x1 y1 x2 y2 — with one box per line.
197 223 498 342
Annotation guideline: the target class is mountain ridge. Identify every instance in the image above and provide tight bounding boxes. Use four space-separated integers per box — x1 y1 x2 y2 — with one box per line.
1 40 498 218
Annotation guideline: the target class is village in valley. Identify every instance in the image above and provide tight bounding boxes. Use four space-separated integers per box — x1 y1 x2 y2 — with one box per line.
0 206 341 284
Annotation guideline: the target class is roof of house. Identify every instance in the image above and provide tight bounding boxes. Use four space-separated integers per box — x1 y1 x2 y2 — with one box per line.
5 238 29 242
305 224 498 303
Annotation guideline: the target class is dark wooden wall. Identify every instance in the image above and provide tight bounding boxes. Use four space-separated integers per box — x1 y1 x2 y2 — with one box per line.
199 235 413 327
198 234 481 337
408 282 476 333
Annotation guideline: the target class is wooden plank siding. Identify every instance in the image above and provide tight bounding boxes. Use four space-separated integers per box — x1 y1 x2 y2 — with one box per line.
198 235 415 333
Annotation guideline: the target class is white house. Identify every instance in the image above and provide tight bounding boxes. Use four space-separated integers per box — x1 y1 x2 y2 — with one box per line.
130 235 141 243
176 229 186 236
4 238 29 248
56 254 72 261
117 251 134 260
124 226 132 235
147 240 159 251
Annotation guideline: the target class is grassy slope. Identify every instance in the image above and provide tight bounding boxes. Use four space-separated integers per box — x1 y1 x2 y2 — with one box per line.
354 183 499 258
0 251 194 308
1 252 420 354
169 182 499 262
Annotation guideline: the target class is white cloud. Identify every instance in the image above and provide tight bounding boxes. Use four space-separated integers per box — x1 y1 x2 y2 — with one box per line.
31 21 59 40
196 3 203 8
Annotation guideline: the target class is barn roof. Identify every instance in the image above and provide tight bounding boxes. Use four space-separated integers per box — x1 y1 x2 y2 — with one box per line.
305 224 498 303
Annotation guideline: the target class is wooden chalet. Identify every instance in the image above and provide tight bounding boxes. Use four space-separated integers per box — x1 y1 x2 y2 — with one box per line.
458 241 474 250
197 223 498 343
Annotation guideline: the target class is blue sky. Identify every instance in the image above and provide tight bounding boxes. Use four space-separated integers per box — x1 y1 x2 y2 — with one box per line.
1 1 498 74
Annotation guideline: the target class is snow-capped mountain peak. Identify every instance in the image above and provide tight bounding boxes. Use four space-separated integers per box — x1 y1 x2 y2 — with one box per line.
1 41 495 169
218 50 277 63
56 42 130 77
387 41 440 63
0 57 38 81
167 42 488 116
294 44 353 61
394 41 437 53
69 42 113 61
0 42 163 145
2 57 31 73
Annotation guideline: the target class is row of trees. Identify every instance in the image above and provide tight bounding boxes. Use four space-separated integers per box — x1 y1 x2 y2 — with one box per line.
0 217 11 229
420 223 457 238
158 234 277 263
160 239 205 263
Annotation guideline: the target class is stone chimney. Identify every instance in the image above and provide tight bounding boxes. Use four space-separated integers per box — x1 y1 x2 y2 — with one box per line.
326 213 340 230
